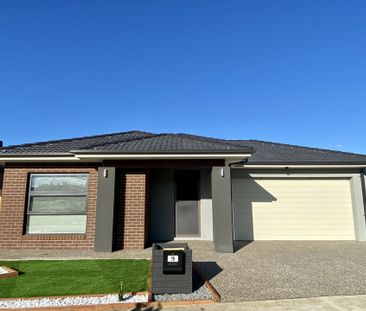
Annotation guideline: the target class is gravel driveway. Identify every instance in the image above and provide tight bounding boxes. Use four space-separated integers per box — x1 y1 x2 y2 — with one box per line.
190 241 366 302
2 241 366 302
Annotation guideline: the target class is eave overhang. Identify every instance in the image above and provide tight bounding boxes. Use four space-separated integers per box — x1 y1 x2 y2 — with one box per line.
0 151 253 163
233 162 366 169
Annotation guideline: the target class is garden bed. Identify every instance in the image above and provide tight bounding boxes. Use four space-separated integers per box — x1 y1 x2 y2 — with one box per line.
0 292 148 309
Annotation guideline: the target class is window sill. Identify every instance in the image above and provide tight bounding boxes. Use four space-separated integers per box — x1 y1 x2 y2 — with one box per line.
22 234 87 240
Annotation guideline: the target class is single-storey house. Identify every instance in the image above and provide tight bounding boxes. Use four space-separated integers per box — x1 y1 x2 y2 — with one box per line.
0 131 365 253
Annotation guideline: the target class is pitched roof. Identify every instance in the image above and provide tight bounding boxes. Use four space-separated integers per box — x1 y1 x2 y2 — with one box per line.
75 133 252 154
229 140 366 164
0 131 154 154
0 131 366 164
0 131 252 155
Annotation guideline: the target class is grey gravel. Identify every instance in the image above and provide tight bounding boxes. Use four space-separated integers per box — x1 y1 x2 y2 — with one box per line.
153 271 213 302
190 241 366 302
0 294 148 309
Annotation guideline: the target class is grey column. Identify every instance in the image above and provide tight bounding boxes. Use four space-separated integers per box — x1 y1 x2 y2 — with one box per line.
211 166 234 253
94 167 116 252
350 174 366 241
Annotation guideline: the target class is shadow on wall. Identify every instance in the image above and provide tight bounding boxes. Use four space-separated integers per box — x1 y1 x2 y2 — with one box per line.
231 173 277 241
113 171 126 251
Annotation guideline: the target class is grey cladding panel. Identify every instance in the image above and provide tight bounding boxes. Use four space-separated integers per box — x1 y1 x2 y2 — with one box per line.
211 167 234 253
150 169 175 241
94 167 116 252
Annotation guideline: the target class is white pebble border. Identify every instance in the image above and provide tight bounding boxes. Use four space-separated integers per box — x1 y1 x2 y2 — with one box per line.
0 294 148 309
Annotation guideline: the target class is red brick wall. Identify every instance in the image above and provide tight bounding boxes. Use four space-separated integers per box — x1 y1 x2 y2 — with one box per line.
114 170 150 250
0 165 98 249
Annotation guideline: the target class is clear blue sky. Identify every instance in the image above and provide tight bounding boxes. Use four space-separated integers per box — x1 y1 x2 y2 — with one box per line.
0 0 365 153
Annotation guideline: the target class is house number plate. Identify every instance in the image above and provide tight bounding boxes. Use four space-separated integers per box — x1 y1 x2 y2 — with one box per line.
167 255 179 263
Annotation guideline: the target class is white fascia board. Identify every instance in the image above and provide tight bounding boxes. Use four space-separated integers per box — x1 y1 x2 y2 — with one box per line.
235 164 366 169
0 153 252 163
75 153 252 160
248 173 360 178
0 156 87 163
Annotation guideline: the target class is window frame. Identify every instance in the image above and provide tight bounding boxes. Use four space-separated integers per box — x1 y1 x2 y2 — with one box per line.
26 173 89 234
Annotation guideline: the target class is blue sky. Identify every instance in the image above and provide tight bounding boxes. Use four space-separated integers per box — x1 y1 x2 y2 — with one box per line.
0 0 365 153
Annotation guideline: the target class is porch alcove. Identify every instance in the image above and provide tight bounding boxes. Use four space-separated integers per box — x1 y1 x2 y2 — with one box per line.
94 160 224 252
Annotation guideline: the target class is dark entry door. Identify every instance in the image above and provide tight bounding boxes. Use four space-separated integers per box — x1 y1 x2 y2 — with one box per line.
175 170 200 237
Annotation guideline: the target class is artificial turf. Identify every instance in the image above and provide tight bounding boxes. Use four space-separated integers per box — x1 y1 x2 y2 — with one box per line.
0 259 149 298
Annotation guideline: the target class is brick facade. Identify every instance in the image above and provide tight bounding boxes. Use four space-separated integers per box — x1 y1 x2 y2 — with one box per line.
0 165 98 249
114 170 150 250
0 164 151 251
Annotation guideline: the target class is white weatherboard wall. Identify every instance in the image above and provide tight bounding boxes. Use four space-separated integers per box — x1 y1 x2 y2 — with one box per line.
232 177 355 240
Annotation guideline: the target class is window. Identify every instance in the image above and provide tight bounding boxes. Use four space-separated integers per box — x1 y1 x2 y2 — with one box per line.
26 174 88 234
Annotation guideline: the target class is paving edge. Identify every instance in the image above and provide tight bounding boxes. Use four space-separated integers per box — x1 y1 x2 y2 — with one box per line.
0 266 18 279
192 262 221 303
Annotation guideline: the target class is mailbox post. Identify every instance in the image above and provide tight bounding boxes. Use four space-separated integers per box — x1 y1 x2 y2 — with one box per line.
152 243 192 294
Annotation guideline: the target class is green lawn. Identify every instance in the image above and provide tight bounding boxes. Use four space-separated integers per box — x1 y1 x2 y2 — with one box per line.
0 259 149 298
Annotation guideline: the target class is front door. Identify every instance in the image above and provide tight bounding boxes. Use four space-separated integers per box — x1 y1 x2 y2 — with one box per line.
175 170 200 237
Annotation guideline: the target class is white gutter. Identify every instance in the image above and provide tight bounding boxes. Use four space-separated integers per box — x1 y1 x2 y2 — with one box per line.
236 164 366 169
75 153 252 160
0 156 82 162
0 153 252 163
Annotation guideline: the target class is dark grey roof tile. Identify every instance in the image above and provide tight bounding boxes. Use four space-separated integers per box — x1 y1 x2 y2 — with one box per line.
1 131 365 164
77 133 252 153
230 140 366 164
0 131 153 154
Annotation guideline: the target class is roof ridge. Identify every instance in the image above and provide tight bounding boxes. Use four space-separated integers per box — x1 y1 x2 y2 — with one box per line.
0 130 154 150
78 133 254 152
174 133 254 150
74 133 168 151
234 139 366 158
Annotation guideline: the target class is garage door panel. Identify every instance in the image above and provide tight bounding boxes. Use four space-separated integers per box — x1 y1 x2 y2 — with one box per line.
252 206 353 213
233 177 355 241
252 199 351 204
248 233 354 241
252 217 354 224
252 204 352 209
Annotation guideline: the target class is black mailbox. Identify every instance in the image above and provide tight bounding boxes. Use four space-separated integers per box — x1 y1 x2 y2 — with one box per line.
163 249 185 274
152 243 192 294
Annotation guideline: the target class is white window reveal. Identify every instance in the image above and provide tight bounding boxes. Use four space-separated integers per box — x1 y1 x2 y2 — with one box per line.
26 174 89 234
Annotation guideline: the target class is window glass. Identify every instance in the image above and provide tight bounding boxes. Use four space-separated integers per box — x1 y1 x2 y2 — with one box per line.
30 175 88 192
27 215 87 234
27 174 88 234
29 196 87 214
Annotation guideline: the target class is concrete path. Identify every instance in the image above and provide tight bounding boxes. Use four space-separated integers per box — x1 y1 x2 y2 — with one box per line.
148 295 366 311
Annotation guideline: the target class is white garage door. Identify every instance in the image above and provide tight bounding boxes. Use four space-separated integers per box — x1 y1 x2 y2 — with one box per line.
232 176 355 240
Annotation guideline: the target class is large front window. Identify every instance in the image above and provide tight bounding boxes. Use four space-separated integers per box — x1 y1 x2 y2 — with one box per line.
26 174 88 234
